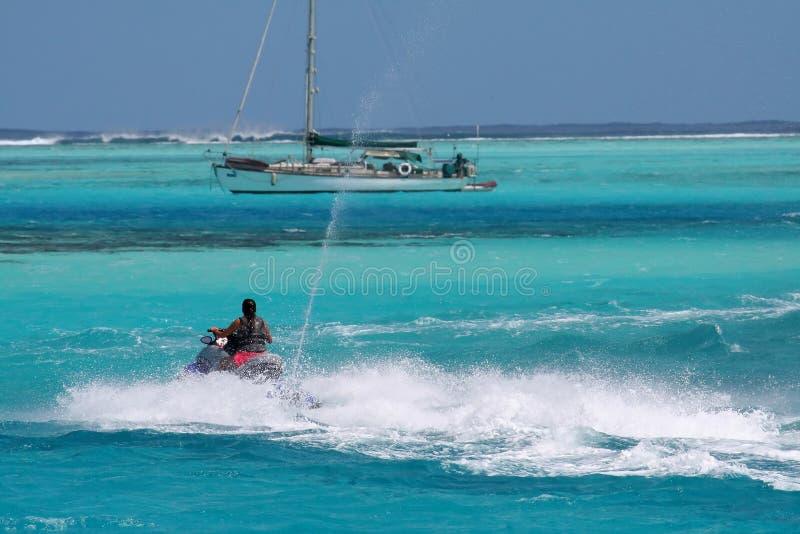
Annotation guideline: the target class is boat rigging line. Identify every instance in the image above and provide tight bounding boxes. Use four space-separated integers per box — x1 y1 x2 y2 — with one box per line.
226 0 279 152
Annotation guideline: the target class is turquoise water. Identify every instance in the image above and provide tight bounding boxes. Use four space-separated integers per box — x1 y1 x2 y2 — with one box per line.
2 136 800 531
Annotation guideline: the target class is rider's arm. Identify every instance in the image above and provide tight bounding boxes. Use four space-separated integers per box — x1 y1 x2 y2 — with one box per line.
265 323 272 344
209 318 240 338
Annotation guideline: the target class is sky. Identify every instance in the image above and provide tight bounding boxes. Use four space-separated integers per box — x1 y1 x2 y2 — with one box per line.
1 0 799 133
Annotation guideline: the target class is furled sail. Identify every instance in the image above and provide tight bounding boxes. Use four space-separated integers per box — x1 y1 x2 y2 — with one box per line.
307 131 418 149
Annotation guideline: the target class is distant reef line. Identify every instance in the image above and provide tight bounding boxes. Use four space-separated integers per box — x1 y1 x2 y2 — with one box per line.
2 120 800 141
389 120 800 137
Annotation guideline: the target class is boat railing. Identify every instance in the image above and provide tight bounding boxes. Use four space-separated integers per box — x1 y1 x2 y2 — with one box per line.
203 149 227 164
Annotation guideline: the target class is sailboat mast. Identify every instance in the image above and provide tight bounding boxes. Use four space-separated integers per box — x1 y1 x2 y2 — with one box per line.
304 0 317 162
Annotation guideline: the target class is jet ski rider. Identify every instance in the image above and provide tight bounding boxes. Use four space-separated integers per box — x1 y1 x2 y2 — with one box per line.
208 298 272 370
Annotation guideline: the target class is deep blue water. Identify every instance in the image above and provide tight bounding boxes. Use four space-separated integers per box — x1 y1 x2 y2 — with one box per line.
1 136 800 531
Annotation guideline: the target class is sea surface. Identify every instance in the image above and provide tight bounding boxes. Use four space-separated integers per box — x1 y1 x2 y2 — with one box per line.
1 134 799 531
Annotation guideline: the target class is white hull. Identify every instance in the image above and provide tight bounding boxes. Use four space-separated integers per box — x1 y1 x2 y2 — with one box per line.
213 164 468 193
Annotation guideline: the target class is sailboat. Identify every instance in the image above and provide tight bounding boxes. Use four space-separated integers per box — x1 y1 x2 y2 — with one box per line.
210 0 496 194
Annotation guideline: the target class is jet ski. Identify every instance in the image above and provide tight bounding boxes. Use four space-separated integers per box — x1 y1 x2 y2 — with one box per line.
184 335 284 381
183 335 321 409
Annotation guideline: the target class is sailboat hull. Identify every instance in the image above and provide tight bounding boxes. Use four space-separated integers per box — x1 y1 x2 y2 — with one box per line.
213 164 468 193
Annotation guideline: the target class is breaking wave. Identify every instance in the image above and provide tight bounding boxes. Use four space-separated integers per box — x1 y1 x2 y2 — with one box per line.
0 130 296 146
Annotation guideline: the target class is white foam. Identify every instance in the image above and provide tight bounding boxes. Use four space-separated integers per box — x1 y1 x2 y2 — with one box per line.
318 293 800 339
52 361 800 491
0 136 62 146
0 129 297 147
56 374 309 433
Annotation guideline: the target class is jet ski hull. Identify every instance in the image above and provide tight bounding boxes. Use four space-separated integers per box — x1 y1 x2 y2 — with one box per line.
183 339 321 409
184 344 284 382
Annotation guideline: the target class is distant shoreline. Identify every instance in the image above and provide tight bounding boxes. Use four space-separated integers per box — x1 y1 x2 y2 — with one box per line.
2 120 799 146
391 120 800 137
